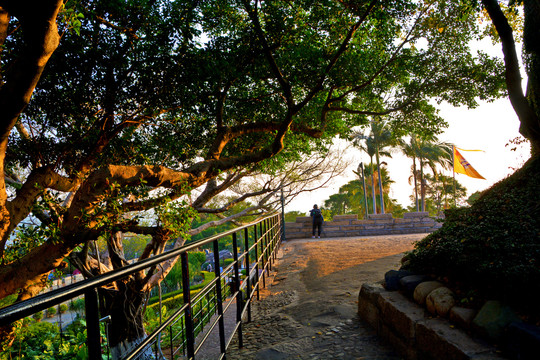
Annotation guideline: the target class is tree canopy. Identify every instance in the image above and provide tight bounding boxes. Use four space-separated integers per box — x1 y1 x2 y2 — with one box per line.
0 0 509 351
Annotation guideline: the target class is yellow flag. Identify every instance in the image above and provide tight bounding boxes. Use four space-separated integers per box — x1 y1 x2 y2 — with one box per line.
453 147 485 179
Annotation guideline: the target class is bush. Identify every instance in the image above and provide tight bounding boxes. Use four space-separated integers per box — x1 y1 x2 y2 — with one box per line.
46 307 57 317
32 311 43 322
406 156 540 318
59 304 68 314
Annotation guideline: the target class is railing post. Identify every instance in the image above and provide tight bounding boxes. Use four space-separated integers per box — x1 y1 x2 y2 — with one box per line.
212 240 226 356
85 288 101 360
232 232 244 348
244 227 252 322
181 252 195 359
259 222 266 288
254 224 260 300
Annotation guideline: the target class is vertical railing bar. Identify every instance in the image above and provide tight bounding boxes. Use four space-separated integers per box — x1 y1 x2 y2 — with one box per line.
259 222 266 289
267 218 273 272
84 288 101 360
169 324 174 360
232 232 244 348
213 239 227 357
244 227 252 322
253 224 260 301
181 252 195 359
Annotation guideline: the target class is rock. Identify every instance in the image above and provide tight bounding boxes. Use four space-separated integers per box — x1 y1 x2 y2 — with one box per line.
384 270 412 291
399 274 430 297
472 300 522 340
505 321 540 360
449 306 477 330
425 287 455 317
413 281 443 306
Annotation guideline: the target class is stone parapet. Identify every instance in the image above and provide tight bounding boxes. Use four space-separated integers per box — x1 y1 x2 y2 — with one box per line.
285 212 442 239
358 284 506 360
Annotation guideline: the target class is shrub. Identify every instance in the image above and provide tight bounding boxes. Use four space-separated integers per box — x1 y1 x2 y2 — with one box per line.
46 307 57 317
32 311 43 322
59 304 68 314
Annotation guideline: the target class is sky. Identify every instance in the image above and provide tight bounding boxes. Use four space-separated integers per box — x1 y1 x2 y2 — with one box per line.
286 97 531 214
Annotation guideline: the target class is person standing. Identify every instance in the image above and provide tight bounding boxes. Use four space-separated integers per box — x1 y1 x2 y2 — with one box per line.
309 204 324 238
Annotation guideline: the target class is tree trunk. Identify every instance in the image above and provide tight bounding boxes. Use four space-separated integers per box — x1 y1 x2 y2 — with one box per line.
420 160 425 212
375 147 385 214
100 283 155 359
370 159 377 214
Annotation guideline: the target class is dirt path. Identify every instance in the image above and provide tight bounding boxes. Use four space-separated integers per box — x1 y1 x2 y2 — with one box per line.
223 233 427 360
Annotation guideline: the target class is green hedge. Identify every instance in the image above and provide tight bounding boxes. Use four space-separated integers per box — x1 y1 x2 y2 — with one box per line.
406 156 540 317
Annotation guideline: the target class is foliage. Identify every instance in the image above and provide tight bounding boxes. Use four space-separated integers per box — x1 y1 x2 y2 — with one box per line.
161 251 207 292
46 307 57 317
59 304 68 314
147 271 216 309
0 319 95 360
323 165 401 219
406 156 540 318
122 234 151 260
419 173 468 215
284 211 305 222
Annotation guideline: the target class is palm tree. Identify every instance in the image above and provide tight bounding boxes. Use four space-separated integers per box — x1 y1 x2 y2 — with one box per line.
351 119 397 214
399 135 452 212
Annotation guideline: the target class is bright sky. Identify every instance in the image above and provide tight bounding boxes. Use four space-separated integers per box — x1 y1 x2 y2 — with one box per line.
287 97 531 214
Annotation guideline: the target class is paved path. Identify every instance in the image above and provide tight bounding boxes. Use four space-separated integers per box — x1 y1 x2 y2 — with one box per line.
221 233 427 360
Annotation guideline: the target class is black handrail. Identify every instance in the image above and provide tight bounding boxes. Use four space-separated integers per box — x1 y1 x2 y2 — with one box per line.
0 213 283 360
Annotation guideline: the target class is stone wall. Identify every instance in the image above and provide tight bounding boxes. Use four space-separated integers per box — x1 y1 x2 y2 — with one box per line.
285 212 442 239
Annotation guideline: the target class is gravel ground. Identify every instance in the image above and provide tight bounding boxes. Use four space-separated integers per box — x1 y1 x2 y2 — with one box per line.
220 233 427 360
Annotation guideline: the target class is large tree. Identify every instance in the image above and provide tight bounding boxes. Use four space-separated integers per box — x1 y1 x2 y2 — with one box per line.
0 0 507 354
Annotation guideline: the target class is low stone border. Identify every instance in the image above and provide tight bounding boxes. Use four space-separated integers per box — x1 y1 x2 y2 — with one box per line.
357 283 507 360
285 212 442 239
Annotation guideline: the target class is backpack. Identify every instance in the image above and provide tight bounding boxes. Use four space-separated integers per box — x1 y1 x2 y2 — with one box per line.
312 208 323 221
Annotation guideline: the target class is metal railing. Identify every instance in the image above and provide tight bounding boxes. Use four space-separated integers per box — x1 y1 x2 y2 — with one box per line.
0 213 283 359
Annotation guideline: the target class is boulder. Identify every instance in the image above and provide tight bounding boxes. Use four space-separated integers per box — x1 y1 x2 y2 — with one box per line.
472 300 522 340
413 281 443 306
449 306 477 330
384 270 412 291
425 287 455 317
399 274 430 297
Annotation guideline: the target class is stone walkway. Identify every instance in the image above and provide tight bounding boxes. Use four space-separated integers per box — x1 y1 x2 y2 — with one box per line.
220 233 427 360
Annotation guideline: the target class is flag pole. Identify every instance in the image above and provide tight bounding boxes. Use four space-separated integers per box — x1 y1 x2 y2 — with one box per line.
452 145 456 207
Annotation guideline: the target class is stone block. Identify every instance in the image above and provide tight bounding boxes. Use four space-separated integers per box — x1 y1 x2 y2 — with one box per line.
403 211 429 218
416 318 501 360
295 216 311 223
333 214 358 221
379 290 425 342
364 225 385 230
285 222 303 229
368 213 394 220
322 226 341 232
449 307 477 330
328 220 351 226
379 322 418 360
394 218 411 224
352 219 375 225
374 219 394 225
